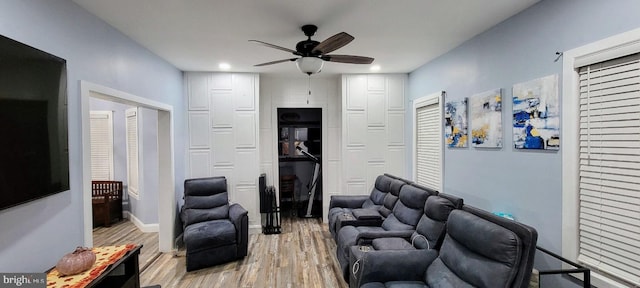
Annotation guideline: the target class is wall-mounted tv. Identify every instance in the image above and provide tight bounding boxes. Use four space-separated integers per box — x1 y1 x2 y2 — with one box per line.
0 34 69 211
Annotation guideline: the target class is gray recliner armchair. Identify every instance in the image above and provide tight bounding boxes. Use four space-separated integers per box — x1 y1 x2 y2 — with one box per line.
350 205 538 288
181 176 249 271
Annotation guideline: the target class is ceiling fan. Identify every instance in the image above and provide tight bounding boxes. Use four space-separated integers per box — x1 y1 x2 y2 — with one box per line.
249 24 374 75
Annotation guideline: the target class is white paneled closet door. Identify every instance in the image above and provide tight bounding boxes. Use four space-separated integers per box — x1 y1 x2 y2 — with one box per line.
186 72 260 226
342 74 407 195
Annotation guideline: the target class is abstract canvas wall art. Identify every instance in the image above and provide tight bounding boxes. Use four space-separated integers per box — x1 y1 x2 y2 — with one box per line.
512 74 559 150
445 99 468 148
470 89 502 148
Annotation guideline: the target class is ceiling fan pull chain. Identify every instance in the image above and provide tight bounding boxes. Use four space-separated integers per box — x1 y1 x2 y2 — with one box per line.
307 75 311 104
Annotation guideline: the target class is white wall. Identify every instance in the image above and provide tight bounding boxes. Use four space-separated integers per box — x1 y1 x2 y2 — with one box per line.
341 74 408 195
185 72 260 226
259 75 341 222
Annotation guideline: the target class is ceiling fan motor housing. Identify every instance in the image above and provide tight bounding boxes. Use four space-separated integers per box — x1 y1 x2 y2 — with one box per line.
297 24 321 57
296 40 320 56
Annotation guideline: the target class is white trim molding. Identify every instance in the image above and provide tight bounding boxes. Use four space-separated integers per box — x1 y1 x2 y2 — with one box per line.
124 211 159 233
81 81 175 252
562 27 640 288
412 91 444 192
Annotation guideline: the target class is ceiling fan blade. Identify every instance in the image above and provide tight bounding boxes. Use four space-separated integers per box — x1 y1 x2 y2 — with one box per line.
254 58 297 66
322 54 374 64
312 32 354 54
249 40 298 55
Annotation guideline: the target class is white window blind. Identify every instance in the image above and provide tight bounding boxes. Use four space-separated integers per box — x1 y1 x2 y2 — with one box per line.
415 93 443 191
578 52 640 286
125 108 139 198
90 111 113 181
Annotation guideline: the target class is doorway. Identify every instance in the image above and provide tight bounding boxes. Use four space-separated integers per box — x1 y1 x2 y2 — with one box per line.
277 108 322 218
80 81 175 254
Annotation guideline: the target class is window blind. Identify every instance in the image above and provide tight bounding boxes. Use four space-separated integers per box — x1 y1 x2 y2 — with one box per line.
578 52 640 286
415 98 442 191
90 111 113 181
125 108 139 197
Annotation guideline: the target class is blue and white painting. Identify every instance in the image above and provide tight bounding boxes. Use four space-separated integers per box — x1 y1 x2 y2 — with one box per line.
470 89 502 148
512 74 559 150
445 99 468 148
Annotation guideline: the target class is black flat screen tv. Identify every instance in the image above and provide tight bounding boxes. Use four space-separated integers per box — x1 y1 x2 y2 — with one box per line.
0 34 69 211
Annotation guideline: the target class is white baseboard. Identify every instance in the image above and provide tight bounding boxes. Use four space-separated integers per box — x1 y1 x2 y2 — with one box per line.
124 211 159 233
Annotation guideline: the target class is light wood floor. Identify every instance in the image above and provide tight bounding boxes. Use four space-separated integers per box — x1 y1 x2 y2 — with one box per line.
92 219 160 271
140 217 347 288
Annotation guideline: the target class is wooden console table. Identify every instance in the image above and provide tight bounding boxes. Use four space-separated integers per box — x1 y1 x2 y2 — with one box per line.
47 245 141 288
87 245 141 288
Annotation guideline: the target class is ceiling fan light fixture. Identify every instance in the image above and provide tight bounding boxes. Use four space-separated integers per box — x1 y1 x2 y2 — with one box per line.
296 57 324 75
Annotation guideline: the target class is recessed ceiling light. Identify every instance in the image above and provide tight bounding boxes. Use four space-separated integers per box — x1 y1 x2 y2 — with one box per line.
370 65 381 72
219 62 231 70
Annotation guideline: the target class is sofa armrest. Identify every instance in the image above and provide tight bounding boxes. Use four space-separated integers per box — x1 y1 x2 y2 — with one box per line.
330 195 369 209
179 205 187 229
229 203 249 257
229 203 248 229
352 209 383 220
350 248 437 287
355 230 414 245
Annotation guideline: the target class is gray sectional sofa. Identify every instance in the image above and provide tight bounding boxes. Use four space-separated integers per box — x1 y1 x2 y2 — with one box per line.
329 174 538 288
348 205 538 288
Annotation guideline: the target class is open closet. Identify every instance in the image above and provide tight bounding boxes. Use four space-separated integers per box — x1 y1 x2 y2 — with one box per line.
277 108 322 218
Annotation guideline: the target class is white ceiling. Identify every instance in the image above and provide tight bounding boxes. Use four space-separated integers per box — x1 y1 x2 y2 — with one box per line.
73 0 539 76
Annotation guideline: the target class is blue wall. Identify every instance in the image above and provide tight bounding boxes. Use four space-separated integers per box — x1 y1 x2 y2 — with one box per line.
0 0 184 272
407 0 640 286
89 100 160 225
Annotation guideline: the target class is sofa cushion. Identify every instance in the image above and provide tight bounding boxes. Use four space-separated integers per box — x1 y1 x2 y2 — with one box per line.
360 283 386 288
425 196 456 221
361 281 427 288
381 184 431 231
184 176 227 196
424 258 475 288
380 214 415 231
371 237 414 250
183 177 230 225
433 210 522 288
183 193 230 226
411 196 458 249
184 219 236 253
370 175 393 203
353 208 383 220
378 179 404 217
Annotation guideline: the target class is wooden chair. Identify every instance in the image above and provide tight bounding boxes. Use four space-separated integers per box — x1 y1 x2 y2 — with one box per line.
279 174 296 216
92 181 123 227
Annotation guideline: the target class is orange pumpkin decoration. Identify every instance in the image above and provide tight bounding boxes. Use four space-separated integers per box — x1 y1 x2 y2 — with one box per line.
55 247 96 276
